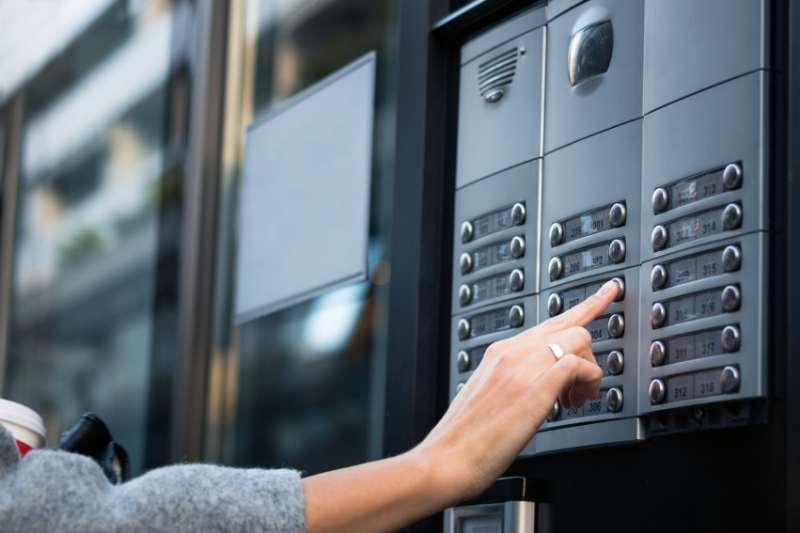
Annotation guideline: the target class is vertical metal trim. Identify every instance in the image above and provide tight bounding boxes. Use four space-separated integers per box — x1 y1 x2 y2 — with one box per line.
536 26 547 292
0 96 23 395
784 0 800 527
170 0 229 462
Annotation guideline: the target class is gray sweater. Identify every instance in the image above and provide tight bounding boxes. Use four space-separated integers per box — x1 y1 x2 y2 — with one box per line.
0 425 306 532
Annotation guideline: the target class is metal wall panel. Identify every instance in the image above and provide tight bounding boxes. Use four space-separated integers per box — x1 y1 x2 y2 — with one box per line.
643 0 768 113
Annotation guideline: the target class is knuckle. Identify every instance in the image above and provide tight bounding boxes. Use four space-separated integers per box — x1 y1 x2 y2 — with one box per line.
492 351 513 370
573 326 592 345
484 341 505 360
561 353 580 369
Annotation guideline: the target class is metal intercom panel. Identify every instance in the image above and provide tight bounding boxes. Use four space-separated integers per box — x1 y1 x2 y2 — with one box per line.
456 9 545 188
449 0 771 456
544 0 643 153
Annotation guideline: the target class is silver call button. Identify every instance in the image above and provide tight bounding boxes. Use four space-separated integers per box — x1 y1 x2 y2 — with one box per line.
549 222 564 247
460 252 473 275
650 264 668 290
649 340 666 366
509 269 525 292
457 318 471 340
548 257 563 281
721 203 743 231
652 187 669 214
606 387 624 413
456 350 470 372
651 302 667 328
720 285 741 313
722 163 743 190
721 325 741 353
608 202 627 227
720 366 741 394
607 350 624 376
547 293 563 317
459 285 472 306
649 379 666 404
721 245 742 272
461 221 474 243
510 202 526 225
611 277 625 301
607 313 625 338
608 239 626 264
509 236 526 259
508 305 525 327
651 225 669 251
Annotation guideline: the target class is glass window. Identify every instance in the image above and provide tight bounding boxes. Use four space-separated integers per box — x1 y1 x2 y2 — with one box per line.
3 0 191 474
209 0 398 474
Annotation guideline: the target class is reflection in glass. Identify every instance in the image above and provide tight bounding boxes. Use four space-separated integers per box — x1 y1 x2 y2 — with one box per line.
4 0 187 474
211 0 398 474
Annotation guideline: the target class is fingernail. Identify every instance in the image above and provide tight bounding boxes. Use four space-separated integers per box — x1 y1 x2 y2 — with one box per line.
599 280 617 296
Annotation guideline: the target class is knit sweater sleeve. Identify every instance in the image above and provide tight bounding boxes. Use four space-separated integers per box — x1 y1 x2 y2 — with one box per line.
0 425 306 533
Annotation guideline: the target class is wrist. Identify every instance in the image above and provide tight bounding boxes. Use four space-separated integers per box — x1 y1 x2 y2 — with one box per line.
403 441 470 509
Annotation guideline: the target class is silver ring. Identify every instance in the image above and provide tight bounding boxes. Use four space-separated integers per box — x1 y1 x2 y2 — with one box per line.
547 343 565 361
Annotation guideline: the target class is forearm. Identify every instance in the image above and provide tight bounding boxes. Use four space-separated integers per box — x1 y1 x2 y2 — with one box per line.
303 448 454 533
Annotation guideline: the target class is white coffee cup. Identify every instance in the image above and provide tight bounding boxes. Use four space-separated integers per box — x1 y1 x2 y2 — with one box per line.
0 399 46 457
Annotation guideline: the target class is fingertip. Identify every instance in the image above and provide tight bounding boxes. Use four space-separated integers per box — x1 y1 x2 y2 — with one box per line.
598 279 619 300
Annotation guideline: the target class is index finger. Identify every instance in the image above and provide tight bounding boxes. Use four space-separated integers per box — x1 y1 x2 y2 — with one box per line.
550 279 620 328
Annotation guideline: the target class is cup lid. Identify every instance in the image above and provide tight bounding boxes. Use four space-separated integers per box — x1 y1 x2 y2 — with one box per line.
0 399 45 437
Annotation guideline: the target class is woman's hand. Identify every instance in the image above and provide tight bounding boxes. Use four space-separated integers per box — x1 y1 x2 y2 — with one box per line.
413 279 620 503
303 280 619 533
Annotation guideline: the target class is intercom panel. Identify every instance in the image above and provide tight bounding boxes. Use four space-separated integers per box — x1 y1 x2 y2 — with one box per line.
643 0 769 113
457 8 545 188
541 120 642 291
448 0 772 457
544 0 643 153
641 72 769 261
452 161 540 314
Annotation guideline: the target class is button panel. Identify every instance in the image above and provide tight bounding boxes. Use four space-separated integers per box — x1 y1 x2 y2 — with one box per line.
452 163 539 315
639 232 766 415
642 71 768 261
542 121 641 291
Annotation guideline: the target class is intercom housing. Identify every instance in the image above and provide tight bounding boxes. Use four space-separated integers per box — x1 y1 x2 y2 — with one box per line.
448 0 771 455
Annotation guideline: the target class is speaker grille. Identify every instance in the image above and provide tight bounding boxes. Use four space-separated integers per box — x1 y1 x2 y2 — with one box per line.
477 47 519 103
